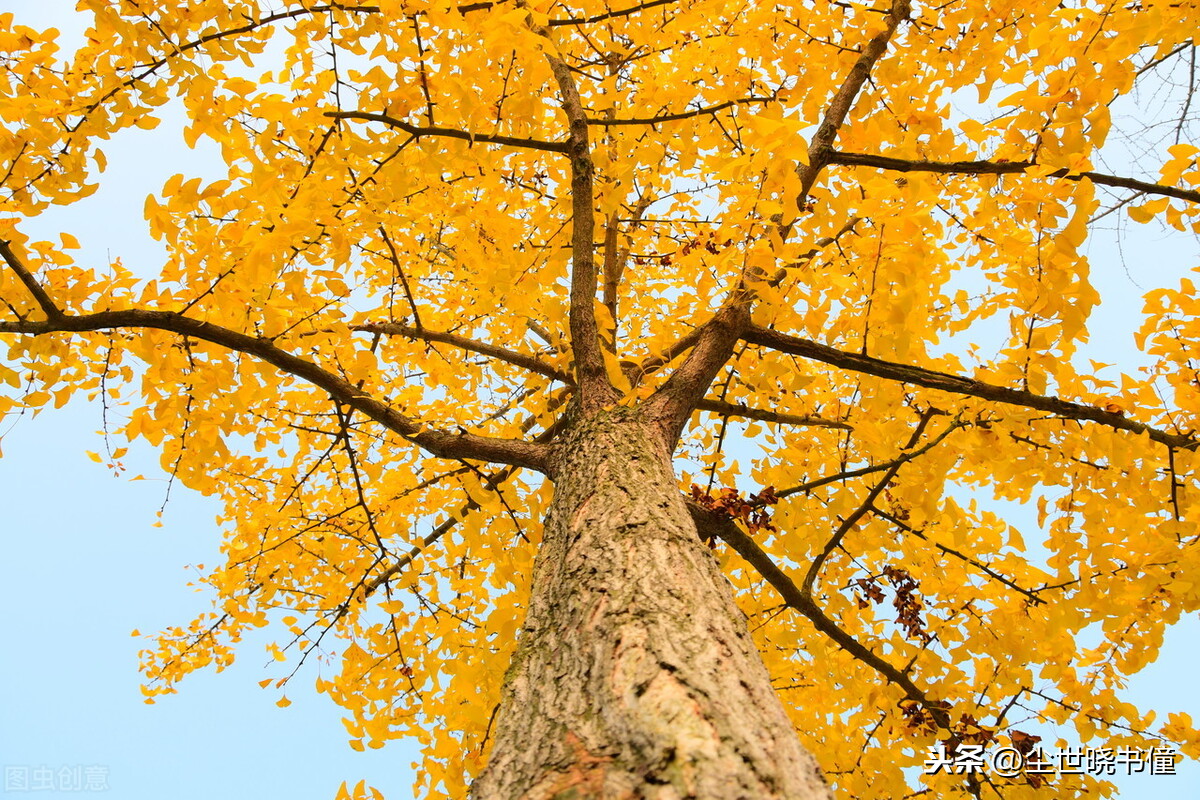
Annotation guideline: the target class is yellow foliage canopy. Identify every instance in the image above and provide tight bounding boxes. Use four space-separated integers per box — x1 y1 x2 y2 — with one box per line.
1 0 1200 797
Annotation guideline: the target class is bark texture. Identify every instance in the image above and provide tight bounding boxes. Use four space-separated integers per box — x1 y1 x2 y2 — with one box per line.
472 409 832 800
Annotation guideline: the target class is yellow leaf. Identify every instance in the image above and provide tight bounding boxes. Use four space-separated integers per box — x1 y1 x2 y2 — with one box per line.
1128 202 1160 223
1166 143 1199 160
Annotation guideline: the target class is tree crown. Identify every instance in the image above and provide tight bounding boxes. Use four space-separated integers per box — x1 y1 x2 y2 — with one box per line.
2 0 1200 796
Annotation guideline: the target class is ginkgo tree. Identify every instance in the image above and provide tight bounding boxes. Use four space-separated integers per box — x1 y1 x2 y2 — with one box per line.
2 0 1200 797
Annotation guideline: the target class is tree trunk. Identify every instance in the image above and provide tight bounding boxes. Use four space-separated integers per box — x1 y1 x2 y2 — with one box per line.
472 408 832 800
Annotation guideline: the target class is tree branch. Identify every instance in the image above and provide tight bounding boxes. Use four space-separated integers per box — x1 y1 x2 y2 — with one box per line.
870 507 1044 605
547 0 677 27
743 324 1198 450
360 465 519 599
324 110 569 153
587 96 774 127
799 0 912 200
626 325 703 385
694 398 852 430
803 410 945 595
643 297 752 447
686 497 951 729
602 194 652 345
347 391 569 603
521 3 617 411
827 151 1200 204
0 310 552 471
72 5 382 131
0 240 64 320
377 226 424 331
770 216 863 285
777 416 960 499
353 321 572 384
630 0 905 435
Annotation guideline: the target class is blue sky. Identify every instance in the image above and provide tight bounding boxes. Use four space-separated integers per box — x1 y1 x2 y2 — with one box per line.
0 2 1197 798
0 402 418 798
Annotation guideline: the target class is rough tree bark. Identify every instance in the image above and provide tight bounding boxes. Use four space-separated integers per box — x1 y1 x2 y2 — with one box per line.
472 407 832 800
